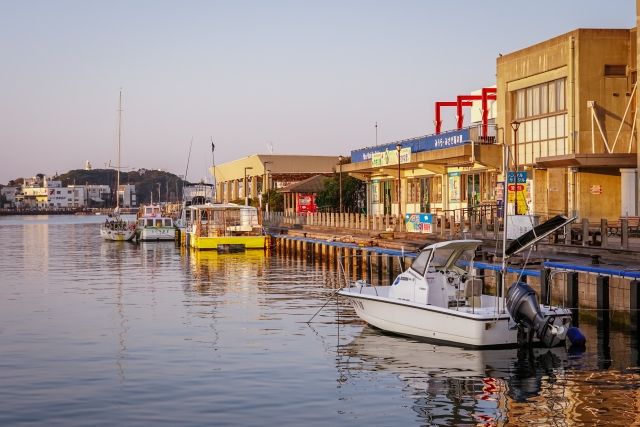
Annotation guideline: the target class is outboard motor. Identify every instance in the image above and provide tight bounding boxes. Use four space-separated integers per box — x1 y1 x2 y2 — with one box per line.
506 282 565 348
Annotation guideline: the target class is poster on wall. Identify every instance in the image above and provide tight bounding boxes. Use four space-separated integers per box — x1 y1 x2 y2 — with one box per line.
448 172 461 202
405 213 433 234
296 193 317 214
507 171 528 214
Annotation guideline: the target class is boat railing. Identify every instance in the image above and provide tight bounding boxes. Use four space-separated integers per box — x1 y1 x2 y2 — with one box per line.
337 253 379 296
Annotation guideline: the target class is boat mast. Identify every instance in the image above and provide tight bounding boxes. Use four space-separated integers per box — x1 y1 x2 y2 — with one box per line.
116 89 123 210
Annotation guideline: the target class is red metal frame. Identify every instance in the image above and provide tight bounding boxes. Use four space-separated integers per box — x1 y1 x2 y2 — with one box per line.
435 87 497 138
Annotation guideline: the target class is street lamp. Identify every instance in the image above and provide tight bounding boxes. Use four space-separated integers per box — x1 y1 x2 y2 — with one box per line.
338 155 343 213
244 166 253 206
510 120 521 215
396 143 402 220
263 161 273 195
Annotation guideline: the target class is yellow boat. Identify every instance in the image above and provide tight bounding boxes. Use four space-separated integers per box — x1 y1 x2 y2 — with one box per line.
186 203 267 251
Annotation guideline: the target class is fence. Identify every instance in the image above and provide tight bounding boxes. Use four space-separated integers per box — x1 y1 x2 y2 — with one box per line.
264 210 640 251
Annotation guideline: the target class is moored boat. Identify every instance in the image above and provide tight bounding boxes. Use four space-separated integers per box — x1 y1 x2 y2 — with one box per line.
186 203 266 251
136 204 176 241
100 213 136 241
338 217 577 349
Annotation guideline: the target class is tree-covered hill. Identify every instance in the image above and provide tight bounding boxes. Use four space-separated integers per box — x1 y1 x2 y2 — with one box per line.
55 169 192 205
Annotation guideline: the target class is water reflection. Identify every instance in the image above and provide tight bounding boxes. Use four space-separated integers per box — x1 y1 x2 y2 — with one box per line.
337 326 640 425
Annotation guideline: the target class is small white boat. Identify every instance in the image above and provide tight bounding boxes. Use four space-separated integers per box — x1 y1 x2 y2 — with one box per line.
136 204 176 241
100 215 136 241
338 219 575 349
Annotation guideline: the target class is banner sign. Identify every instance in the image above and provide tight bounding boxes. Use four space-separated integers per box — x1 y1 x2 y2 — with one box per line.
405 213 433 234
371 147 411 167
350 128 471 163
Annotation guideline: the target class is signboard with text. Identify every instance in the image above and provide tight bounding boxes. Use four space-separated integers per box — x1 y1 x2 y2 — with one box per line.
405 213 433 234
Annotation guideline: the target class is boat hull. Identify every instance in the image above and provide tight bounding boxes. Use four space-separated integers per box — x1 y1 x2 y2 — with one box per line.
100 227 135 242
339 287 570 348
137 227 176 241
189 234 266 250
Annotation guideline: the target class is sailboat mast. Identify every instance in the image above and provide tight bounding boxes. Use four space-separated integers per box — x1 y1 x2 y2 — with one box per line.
116 89 122 209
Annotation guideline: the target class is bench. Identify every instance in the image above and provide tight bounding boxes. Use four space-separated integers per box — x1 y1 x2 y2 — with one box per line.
608 217 640 237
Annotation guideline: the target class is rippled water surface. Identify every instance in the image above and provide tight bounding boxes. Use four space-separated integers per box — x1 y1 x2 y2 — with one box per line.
1 215 639 426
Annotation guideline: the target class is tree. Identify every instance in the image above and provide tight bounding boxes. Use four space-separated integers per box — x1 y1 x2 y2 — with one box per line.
316 174 365 213
261 189 283 211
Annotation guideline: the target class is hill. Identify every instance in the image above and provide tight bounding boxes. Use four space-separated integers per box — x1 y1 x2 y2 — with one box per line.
56 169 192 205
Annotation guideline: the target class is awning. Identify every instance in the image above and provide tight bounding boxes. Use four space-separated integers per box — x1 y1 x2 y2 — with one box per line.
91 197 105 203
535 153 637 169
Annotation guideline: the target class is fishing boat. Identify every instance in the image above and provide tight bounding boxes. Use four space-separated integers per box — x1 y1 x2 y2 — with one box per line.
186 203 267 251
135 204 176 241
100 90 136 242
338 143 580 348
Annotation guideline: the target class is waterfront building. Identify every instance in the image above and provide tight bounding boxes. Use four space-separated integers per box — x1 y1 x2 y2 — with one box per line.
211 154 337 206
498 28 637 221
343 89 500 220
344 27 638 223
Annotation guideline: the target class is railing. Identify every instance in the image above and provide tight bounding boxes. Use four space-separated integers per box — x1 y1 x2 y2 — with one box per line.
263 210 640 251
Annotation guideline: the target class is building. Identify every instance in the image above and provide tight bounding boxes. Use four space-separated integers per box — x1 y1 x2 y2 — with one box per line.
497 28 637 221
211 154 338 204
343 89 500 220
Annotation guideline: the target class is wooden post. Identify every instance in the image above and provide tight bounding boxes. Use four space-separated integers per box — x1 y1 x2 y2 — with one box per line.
376 252 383 285
630 280 640 335
567 272 579 327
481 215 487 238
596 276 609 324
366 251 372 284
386 255 394 285
622 218 629 249
600 218 608 247
582 218 589 247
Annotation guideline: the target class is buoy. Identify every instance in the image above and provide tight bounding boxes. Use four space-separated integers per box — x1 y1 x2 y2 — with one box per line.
566 326 586 346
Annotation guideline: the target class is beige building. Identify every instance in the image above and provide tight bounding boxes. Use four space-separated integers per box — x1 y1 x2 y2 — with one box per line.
497 28 637 221
211 154 338 204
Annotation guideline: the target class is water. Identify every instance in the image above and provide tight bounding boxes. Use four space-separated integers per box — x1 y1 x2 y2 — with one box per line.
1 215 639 426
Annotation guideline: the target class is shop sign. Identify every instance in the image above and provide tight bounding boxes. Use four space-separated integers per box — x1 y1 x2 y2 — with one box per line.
296 193 317 214
405 213 433 234
371 147 411 167
350 128 470 163
507 171 527 184
590 185 602 195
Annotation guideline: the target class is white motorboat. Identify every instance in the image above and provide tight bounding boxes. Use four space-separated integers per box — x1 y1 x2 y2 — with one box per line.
135 204 176 241
338 215 576 348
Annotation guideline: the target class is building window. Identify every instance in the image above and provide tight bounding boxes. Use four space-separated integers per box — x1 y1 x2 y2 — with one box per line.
430 176 442 203
513 78 568 165
407 178 420 203
604 64 627 77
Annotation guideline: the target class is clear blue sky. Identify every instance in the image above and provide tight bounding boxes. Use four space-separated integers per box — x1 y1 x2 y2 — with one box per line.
0 0 635 184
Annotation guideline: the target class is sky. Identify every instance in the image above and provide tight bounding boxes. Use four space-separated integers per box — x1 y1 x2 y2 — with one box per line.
0 0 636 185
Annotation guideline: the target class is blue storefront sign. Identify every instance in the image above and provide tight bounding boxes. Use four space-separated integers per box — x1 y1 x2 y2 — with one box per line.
405 213 433 234
350 128 471 163
507 171 527 184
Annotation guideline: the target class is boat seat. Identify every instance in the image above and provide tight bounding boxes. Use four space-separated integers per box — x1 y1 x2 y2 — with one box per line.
464 278 483 298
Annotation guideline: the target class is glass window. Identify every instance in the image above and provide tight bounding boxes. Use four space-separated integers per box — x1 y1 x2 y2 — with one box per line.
410 249 431 276
548 81 556 113
531 85 541 116
526 87 534 117
430 176 442 203
557 114 566 137
557 79 565 111
540 84 548 115
532 119 540 142
540 117 548 140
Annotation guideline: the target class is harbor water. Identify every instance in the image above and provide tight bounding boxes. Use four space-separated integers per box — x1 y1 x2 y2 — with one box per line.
1 215 639 426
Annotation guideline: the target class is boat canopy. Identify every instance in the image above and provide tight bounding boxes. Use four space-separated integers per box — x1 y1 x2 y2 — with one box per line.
505 215 576 258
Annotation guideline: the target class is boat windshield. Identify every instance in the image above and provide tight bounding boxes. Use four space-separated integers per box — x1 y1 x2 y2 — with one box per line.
431 247 474 271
